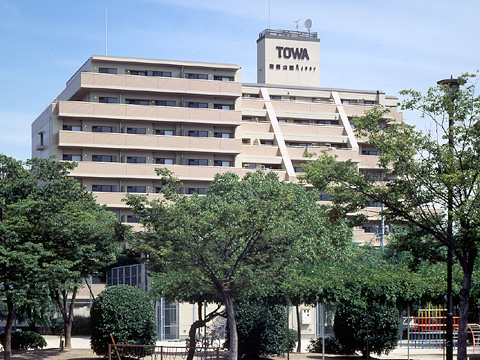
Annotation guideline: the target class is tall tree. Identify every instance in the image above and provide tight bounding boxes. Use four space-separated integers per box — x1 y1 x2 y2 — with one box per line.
126 169 349 360
300 73 480 360
0 155 118 357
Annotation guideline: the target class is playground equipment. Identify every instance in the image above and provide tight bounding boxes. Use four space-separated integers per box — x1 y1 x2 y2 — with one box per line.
401 306 480 351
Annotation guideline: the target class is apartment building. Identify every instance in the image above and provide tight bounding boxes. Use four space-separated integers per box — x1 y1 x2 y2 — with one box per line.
31 28 402 342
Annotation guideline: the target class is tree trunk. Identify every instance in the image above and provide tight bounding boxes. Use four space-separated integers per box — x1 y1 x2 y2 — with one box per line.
55 286 78 349
4 295 14 360
224 292 238 360
187 303 202 360
186 303 222 360
296 305 301 352
457 263 473 360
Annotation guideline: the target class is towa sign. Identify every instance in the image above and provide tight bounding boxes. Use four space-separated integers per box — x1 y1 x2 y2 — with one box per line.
276 46 310 60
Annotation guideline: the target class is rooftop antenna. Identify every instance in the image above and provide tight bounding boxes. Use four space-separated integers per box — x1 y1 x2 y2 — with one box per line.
294 18 301 31
268 0 271 29
303 18 312 34
105 0 108 55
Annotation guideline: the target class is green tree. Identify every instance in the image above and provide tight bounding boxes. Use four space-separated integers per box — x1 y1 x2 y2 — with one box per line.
231 297 292 358
90 285 157 356
126 170 346 360
0 155 118 358
300 73 480 360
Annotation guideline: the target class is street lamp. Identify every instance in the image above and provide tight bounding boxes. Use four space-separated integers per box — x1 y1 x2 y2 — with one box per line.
437 77 460 360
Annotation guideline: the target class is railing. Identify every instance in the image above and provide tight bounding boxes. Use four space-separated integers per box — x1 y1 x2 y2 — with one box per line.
108 344 220 360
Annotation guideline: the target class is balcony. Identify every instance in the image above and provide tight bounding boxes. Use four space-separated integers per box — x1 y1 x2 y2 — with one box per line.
58 131 242 154
56 101 242 126
71 162 289 182
67 72 242 99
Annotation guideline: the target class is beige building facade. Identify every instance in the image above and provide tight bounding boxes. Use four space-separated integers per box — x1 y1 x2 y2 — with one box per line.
32 28 402 344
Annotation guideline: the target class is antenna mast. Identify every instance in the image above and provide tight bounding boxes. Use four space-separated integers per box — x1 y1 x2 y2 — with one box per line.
105 0 108 55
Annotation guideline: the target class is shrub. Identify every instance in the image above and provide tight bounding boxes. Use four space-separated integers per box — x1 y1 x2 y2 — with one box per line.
307 336 350 354
334 299 399 357
90 285 157 356
286 328 298 352
0 331 47 350
230 297 293 358
50 315 91 335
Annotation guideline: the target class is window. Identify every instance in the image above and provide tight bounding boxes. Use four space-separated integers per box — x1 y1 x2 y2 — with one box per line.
99 97 117 104
365 100 375 105
184 101 208 108
342 100 350 105
155 158 174 165
126 215 139 223
242 163 256 169
185 73 208 80
214 104 233 110
362 226 377 233
126 99 150 105
214 75 233 81
271 96 281 100
319 194 331 201
362 150 378 156
187 130 208 137
242 139 250 144
126 186 146 193
289 66 294 71
214 132 231 139
294 167 303 173
261 140 273 145
365 201 382 207
127 128 146 134
312 98 317 103
92 155 117 162
92 126 117 133
214 160 231 167
63 155 81 161
289 96 295 100
294 120 309 125
126 157 146 164
99 67 117 74
63 125 82 131
130 70 172 77
283 65 287 70
92 185 117 192
276 65 280 70
317 120 335 125
156 130 174 136
185 159 208 166
242 117 252 121
186 188 206 195
278 119 288 124
269 64 274 69
156 100 176 107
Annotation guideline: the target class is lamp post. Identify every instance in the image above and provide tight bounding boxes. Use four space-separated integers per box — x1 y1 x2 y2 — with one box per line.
437 77 460 360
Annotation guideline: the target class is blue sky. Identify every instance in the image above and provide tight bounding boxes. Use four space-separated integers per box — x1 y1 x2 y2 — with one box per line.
1 0 479 161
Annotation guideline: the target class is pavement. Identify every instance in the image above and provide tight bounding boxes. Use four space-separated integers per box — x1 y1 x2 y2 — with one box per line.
41 336 480 359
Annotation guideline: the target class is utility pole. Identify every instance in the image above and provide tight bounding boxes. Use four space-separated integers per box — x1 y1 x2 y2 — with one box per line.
437 77 460 360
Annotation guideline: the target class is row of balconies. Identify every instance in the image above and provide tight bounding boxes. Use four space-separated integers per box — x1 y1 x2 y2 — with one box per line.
65 72 242 100
55 101 242 126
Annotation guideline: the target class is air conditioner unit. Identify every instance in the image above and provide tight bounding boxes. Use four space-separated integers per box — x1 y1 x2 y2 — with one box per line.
301 309 311 324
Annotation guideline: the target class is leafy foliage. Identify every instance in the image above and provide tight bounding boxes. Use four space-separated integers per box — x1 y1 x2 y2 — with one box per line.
300 73 480 360
0 331 47 350
126 170 351 360
229 297 292 358
0 155 119 356
90 285 157 356
334 299 399 357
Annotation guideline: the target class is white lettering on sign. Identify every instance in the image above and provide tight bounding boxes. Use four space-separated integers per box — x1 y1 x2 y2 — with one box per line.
276 46 310 60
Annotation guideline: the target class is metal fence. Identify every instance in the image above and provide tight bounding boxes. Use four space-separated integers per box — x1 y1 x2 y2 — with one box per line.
108 344 220 360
